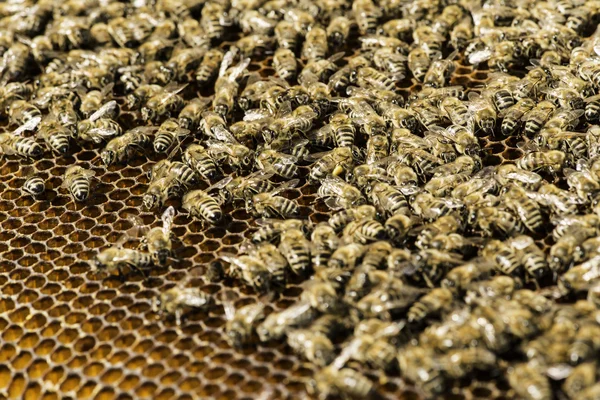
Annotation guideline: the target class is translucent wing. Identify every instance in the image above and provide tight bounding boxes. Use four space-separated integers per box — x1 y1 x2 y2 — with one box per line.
219 47 239 77
126 214 148 238
89 100 118 122
13 116 41 135
161 206 175 237
270 178 300 195
220 290 238 321
468 48 492 65
207 175 234 191
509 235 534 250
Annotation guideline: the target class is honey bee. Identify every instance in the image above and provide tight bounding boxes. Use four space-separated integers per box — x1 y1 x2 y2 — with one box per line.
328 204 377 232
61 165 95 202
182 144 219 182
0 43 32 84
21 167 45 197
327 16 351 49
550 228 595 272
274 20 299 50
430 125 480 156
306 146 357 181
507 363 551 400
77 100 122 144
310 222 339 269
407 287 453 323
450 17 473 50
0 118 43 159
250 179 300 218
352 0 381 35
178 97 211 131
565 163 600 202
93 246 153 278
287 328 335 366
438 96 470 127
236 34 274 58
194 48 223 88
501 97 536 136
8 99 41 127
424 51 457 88
126 83 164 110
206 136 254 171
522 100 556 137
141 84 186 122
256 301 319 341
154 286 212 326
79 83 115 119
221 292 266 348
441 347 498 380
329 243 367 270
563 363 597 400
442 261 493 293
272 48 297 82
36 114 72 155
256 149 299 179
278 226 311 276
317 174 366 211
559 256 600 294
182 177 231 224
101 127 152 166
302 26 328 61
407 47 433 82
385 214 416 244
517 142 567 175
200 2 231 41
128 206 175 265
467 92 497 134
213 56 250 118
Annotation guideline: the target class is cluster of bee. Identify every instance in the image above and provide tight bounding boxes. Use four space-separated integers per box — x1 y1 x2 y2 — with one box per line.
2 0 600 398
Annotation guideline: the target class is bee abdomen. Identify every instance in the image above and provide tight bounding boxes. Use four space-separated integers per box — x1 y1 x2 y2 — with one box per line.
154 132 175 153
282 245 311 275
493 90 515 111
195 198 222 223
14 137 43 158
23 176 45 196
69 177 91 202
334 124 356 147
353 220 387 243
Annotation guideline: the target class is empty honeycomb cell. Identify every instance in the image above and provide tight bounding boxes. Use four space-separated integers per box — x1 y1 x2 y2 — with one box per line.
118 375 140 391
76 381 98 399
7 373 26 399
3 325 24 342
68 355 89 369
27 359 50 380
33 339 55 357
12 351 33 370
0 344 17 363
8 306 30 323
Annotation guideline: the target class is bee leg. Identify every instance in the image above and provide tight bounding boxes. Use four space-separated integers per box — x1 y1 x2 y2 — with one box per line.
175 309 182 326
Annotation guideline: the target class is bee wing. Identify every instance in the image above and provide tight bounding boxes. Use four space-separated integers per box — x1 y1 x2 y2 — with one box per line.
244 108 273 121
85 128 119 142
161 206 175 236
228 57 251 82
546 364 573 381
468 48 492 65
502 169 542 185
207 175 234 191
508 235 534 250
331 337 362 370
323 197 344 210
269 179 300 196
89 100 118 122
516 140 539 153
267 75 290 88
13 116 41 136
584 93 600 103
303 149 331 162
206 139 233 156
100 82 115 99
246 170 275 183
126 214 148 238
220 290 238 321
212 126 239 144
328 51 345 63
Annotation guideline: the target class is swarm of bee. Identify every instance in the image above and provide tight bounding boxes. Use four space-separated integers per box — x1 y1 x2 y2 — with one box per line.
3 0 600 398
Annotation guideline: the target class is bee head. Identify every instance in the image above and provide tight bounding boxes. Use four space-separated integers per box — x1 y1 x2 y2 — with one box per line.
238 96 251 111
348 69 358 83
178 117 191 131
143 193 158 210
141 106 154 122
100 149 115 166
126 94 139 110
328 32 344 48
154 250 170 265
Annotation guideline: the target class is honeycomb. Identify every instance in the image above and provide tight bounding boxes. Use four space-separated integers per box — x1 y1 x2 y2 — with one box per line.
0 48 526 400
